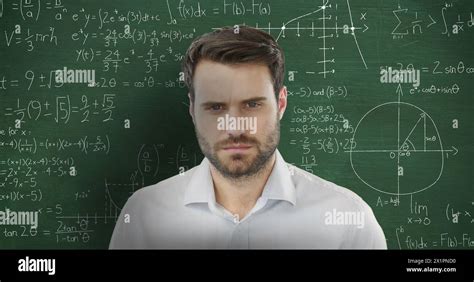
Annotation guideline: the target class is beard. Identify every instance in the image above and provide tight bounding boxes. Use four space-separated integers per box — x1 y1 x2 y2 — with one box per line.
195 115 280 181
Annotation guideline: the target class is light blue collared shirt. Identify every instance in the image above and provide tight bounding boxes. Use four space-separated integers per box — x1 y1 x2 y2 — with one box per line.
109 150 387 249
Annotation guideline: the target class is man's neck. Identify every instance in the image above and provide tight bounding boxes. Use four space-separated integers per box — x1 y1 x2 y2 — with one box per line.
210 153 276 220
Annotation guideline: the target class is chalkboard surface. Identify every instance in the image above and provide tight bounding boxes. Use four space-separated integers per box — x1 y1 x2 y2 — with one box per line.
0 0 472 249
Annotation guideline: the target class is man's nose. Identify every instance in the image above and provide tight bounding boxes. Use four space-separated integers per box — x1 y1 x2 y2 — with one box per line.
225 107 246 137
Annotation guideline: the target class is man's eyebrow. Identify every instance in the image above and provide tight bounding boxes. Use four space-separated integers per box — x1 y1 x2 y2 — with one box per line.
200 101 225 108
200 97 267 107
241 97 267 103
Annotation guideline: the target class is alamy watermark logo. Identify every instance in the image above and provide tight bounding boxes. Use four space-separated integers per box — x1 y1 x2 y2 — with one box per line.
0 207 38 229
380 67 420 88
55 66 96 87
324 208 365 229
217 114 257 134
18 256 56 276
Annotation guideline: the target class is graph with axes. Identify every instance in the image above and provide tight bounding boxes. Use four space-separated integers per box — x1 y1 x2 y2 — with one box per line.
248 0 369 77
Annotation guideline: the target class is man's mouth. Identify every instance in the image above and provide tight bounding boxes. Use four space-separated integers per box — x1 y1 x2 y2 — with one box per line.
222 144 253 152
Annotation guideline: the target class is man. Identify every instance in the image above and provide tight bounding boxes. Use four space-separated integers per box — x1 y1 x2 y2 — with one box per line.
109 26 387 249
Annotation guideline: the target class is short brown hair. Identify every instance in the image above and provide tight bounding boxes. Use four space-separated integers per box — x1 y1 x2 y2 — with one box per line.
182 25 285 101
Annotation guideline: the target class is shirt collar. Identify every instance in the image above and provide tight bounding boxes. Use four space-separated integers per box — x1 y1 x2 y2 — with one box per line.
183 149 296 206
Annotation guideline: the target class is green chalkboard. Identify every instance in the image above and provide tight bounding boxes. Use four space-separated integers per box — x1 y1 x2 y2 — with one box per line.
0 0 472 249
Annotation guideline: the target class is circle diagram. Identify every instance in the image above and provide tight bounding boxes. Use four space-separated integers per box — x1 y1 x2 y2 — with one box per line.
350 101 444 195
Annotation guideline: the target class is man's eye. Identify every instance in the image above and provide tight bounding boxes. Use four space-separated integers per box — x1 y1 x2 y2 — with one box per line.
246 101 261 108
210 104 223 111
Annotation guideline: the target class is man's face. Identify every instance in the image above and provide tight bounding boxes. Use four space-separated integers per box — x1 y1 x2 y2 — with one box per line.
190 59 286 180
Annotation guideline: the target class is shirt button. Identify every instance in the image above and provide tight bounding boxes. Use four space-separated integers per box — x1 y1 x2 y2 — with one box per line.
233 214 239 224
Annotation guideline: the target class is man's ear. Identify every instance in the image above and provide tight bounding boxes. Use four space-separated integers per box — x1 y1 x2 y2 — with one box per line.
277 86 288 120
188 93 195 125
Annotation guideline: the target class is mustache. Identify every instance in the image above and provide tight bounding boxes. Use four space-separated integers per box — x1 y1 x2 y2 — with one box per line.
215 135 259 149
